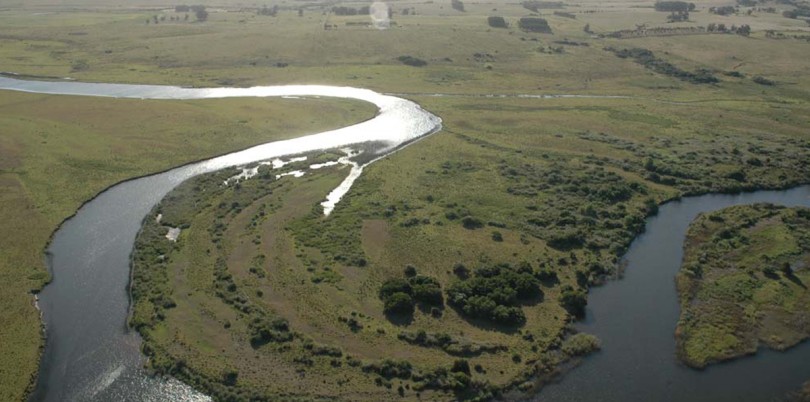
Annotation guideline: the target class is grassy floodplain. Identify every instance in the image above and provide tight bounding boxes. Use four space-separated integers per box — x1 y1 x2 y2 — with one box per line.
2 0 810 399
0 90 374 400
676 204 810 368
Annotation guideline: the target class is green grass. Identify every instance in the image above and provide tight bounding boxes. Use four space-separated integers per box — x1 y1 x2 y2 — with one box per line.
1 0 810 399
0 90 373 400
676 204 810 368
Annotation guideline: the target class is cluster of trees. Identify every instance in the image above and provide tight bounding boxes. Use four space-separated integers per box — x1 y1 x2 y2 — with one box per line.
518 17 553 33
379 269 443 315
331 6 371 15
608 47 719 84
248 315 292 346
257 5 278 16
554 11 577 19
522 1 565 12
446 263 542 326
709 5 737 15
397 330 506 356
451 0 465 12
655 1 696 12
707 23 751 35
667 11 690 22
783 8 810 18
171 4 207 21
488 16 508 28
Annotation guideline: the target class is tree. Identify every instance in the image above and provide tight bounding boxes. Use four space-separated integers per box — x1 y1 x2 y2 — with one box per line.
196 9 209 21
560 286 587 317
780 262 793 276
451 0 465 12
487 16 508 28
384 292 415 315
379 278 412 300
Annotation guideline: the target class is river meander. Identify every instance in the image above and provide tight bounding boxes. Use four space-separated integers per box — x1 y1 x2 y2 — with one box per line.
1 77 808 401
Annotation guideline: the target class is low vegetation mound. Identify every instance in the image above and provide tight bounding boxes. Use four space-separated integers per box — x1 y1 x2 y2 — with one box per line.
676 204 810 368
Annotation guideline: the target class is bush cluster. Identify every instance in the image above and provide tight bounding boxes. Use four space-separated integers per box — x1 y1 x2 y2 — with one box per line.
379 271 443 315
447 263 541 326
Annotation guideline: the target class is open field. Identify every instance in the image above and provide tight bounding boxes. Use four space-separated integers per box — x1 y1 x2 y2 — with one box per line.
2 0 810 399
675 204 810 368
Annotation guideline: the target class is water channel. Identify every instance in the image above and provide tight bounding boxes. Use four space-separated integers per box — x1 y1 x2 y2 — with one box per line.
1 77 807 401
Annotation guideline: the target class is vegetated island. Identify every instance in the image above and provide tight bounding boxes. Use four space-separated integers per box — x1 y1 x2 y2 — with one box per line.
676 203 810 368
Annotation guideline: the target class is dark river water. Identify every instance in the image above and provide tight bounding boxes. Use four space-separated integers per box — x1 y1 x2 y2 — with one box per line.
538 186 810 402
2 77 808 401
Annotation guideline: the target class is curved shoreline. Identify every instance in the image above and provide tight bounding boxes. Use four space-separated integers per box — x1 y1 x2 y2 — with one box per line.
4 76 809 401
0 76 441 402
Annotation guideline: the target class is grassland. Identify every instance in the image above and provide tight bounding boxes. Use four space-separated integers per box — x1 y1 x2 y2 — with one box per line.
675 204 810 368
0 90 373 400
2 0 810 399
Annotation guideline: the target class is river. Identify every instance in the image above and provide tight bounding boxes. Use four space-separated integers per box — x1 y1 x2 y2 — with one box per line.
2 76 808 401
0 76 441 402
538 186 810 402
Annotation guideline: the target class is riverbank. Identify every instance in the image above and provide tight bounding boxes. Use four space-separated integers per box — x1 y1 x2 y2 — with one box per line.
0 88 374 401
676 204 810 368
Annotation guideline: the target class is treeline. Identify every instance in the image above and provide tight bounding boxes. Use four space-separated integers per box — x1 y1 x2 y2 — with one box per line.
709 5 737 15
607 47 719 84
332 5 371 15
522 1 565 12
257 5 278 16
655 1 695 12
553 11 576 18
518 17 553 33
607 24 750 38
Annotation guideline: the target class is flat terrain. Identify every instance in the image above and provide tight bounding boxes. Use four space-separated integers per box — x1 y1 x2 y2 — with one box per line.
2 0 810 399
676 204 810 368
0 90 373 400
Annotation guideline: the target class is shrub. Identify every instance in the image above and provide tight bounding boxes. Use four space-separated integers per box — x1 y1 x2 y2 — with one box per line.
488 16 508 28
462 216 484 229
518 17 553 33
560 286 587 317
561 333 601 356
379 278 412 300
752 76 775 86
397 55 427 67
385 292 415 315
